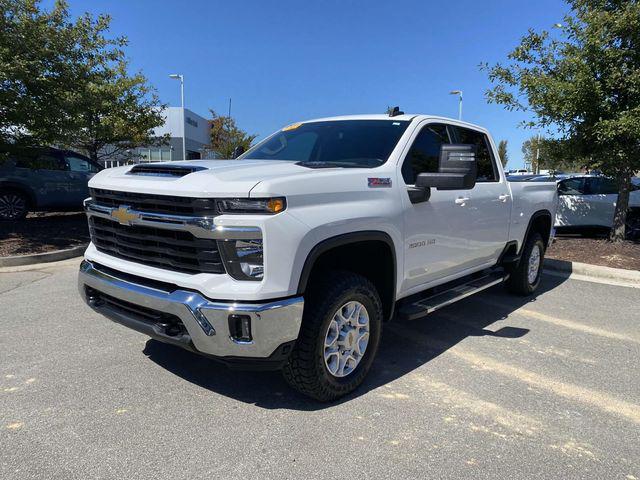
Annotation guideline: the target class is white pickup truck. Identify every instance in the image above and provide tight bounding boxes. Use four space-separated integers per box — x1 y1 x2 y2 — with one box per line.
78 113 557 401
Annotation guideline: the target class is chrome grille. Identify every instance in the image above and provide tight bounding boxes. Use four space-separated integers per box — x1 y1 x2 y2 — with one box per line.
87 190 224 275
89 188 217 216
88 216 224 274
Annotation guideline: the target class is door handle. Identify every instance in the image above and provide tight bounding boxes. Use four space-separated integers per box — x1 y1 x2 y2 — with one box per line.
498 194 510 202
455 197 470 206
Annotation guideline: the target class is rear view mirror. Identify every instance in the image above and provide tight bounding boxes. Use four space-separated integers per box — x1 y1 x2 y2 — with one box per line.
415 144 477 190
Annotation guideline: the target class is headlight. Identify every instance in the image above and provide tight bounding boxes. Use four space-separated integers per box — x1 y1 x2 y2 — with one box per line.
216 198 286 215
219 238 264 281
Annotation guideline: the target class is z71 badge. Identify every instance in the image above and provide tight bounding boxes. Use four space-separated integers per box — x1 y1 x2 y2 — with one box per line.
368 177 392 188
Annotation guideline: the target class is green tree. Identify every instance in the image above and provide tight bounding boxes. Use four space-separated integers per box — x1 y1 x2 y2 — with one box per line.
482 0 640 241
497 140 509 167
0 0 165 161
208 110 256 159
64 61 167 162
521 135 584 173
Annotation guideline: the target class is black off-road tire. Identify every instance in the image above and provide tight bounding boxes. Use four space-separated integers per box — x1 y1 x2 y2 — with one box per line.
0 190 29 221
506 232 545 295
282 271 382 402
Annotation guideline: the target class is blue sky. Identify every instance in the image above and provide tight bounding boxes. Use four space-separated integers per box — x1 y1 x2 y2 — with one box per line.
60 0 568 168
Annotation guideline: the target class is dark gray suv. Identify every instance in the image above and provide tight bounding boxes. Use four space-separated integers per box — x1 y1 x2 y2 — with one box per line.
0 147 102 220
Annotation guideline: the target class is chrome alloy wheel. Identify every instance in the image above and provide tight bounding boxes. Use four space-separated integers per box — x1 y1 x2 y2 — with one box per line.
0 193 26 220
323 301 370 378
527 244 541 284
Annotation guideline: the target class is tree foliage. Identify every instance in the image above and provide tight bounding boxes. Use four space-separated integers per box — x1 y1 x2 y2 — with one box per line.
521 135 585 172
482 0 640 240
497 140 509 167
208 110 256 159
0 0 166 161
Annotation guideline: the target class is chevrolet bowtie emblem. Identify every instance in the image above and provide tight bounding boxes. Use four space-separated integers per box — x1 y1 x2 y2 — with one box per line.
111 205 139 226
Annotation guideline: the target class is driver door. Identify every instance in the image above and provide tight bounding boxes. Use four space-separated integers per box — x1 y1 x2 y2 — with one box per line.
400 122 472 292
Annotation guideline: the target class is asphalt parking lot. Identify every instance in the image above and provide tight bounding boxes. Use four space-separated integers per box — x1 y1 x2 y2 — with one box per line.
1 259 639 479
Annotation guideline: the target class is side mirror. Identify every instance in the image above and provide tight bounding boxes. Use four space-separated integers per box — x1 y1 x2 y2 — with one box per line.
416 144 477 190
232 145 245 159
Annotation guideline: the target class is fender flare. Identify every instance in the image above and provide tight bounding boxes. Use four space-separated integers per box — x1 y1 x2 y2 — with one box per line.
520 209 553 254
296 230 397 298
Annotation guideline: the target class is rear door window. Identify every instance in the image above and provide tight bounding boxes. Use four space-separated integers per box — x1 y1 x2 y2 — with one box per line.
33 153 65 171
586 177 618 195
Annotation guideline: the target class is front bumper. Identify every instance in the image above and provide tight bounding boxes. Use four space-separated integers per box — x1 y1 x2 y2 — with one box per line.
78 260 304 369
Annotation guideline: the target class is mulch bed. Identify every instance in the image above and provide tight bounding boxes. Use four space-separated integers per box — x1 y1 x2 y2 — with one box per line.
547 234 640 271
0 212 89 257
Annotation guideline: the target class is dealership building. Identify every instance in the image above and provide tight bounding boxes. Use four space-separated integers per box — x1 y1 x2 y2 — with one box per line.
101 107 213 168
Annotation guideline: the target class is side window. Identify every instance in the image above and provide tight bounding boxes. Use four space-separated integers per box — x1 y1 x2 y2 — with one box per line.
33 153 65 171
451 127 497 182
558 178 585 195
66 155 95 173
401 123 450 184
586 177 617 195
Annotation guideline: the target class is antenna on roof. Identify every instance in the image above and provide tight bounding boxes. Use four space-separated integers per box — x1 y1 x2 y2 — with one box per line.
388 106 404 117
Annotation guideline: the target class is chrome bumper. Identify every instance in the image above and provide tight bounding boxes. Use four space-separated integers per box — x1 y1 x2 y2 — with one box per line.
78 260 303 360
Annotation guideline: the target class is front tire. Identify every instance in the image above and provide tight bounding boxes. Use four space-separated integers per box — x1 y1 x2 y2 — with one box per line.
283 271 382 401
506 232 545 295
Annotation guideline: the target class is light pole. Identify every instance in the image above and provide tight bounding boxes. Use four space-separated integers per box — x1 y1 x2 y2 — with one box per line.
450 90 463 120
169 74 186 161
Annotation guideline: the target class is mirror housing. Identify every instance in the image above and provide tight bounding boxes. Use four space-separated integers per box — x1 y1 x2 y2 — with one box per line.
415 144 477 190
232 145 246 159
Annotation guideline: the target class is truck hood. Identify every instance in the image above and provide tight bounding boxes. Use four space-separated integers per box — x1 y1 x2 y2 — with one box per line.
89 159 326 197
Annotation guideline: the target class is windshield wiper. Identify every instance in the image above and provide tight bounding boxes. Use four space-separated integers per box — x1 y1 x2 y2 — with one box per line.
296 161 373 169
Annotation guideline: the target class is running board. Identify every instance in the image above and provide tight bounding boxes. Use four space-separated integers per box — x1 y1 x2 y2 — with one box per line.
398 271 508 321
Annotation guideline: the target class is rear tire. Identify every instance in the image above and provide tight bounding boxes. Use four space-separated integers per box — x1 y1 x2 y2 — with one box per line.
0 190 28 220
625 212 640 240
506 232 545 295
282 271 382 402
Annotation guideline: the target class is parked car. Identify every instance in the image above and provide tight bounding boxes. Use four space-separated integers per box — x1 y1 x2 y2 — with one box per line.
0 146 102 220
78 113 557 401
548 174 640 236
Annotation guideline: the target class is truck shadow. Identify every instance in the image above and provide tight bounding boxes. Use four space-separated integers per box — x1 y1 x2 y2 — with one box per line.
143 272 569 410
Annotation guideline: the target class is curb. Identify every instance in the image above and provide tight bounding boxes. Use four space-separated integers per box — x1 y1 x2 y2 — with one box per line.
0 244 87 268
544 258 640 285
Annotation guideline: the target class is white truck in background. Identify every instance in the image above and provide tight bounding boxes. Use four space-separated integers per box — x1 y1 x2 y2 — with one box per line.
78 112 558 401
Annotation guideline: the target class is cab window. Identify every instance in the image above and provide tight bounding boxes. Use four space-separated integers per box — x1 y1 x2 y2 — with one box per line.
450 126 497 182
401 123 450 184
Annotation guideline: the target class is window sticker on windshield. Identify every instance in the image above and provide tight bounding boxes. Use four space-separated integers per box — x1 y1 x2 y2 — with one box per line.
392 122 401 125
282 122 303 131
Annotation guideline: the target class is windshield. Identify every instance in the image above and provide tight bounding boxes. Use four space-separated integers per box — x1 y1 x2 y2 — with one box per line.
241 120 410 167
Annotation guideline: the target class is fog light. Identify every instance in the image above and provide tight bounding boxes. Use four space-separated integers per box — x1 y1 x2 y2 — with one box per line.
228 314 252 342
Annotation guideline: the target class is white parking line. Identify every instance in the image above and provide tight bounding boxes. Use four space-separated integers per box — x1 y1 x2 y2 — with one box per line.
476 298 640 344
